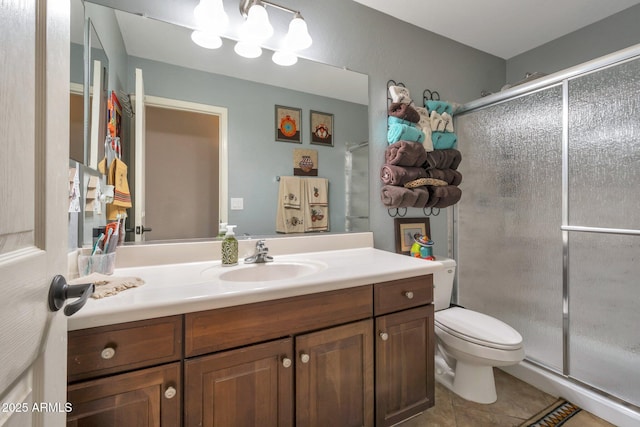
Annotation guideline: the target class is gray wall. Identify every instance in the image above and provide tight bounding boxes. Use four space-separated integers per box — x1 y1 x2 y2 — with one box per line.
85 0 506 254
127 56 368 236
506 4 640 84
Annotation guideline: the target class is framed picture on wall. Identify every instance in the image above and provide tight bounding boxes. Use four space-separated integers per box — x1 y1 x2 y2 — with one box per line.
394 218 431 255
275 105 302 143
310 110 334 146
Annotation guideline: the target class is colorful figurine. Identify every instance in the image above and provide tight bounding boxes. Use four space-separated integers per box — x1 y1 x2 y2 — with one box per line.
410 233 436 260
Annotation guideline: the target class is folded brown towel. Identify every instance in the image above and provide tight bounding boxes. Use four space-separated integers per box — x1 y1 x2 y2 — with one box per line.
69 272 145 299
380 164 427 186
388 102 420 123
385 140 428 167
425 149 462 170
426 168 462 186
432 185 462 208
381 185 431 208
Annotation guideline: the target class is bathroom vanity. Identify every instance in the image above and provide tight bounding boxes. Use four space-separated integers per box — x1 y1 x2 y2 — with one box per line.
66 234 441 426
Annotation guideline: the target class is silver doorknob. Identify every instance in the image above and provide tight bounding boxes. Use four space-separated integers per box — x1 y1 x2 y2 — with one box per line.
380 332 389 341
404 291 414 299
300 353 310 363
164 386 177 399
282 357 292 368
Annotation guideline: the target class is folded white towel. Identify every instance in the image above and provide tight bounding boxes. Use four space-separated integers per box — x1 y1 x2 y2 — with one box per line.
276 177 305 233
280 176 302 208
69 272 145 299
389 85 412 105
305 177 328 206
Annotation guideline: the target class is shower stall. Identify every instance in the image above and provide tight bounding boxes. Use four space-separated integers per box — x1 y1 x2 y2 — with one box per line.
345 141 369 232
454 44 640 420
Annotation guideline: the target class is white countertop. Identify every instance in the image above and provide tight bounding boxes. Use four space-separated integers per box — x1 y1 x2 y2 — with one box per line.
68 247 444 331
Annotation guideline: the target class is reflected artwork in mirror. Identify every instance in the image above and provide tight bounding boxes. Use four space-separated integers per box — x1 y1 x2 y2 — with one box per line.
71 0 369 249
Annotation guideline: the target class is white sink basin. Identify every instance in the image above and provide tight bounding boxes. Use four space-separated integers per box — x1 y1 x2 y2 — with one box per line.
202 261 327 283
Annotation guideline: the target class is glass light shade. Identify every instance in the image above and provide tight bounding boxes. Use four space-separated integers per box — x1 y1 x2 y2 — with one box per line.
272 50 298 66
284 16 312 51
239 4 273 43
191 30 222 49
193 0 229 31
234 41 262 58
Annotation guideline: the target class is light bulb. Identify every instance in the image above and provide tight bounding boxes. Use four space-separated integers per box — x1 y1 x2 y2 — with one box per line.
239 3 273 43
234 41 262 58
272 50 297 66
193 0 229 32
283 15 312 51
191 30 222 49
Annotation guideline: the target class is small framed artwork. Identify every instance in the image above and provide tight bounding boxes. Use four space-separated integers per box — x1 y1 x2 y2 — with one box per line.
293 148 318 176
310 110 334 146
275 105 302 143
394 217 431 254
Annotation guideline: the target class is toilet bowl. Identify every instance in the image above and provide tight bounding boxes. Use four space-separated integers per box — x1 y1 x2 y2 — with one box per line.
433 258 524 404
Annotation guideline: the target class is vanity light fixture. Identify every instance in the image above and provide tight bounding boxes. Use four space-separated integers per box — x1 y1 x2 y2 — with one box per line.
237 0 313 65
191 0 229 49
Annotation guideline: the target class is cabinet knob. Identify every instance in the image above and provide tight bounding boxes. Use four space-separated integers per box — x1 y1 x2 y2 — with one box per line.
282 357 292 368
379 332 389 341
164 386 177 399
100 347 116 360
404 291 414 299
300 353 310 364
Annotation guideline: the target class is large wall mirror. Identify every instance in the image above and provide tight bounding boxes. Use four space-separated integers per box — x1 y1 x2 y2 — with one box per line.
70 0 369 248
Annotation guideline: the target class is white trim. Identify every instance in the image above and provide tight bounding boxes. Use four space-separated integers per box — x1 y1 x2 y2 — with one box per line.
134 94 229 224
69 82 83 95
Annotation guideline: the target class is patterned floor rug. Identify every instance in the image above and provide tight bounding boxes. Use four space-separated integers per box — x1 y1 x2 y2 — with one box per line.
519 399 583 427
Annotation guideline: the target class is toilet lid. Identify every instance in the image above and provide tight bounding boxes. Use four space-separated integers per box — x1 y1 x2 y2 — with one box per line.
435 307 523 350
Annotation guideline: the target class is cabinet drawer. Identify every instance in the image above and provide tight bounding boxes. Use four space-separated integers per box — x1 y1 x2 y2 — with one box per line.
185 285 373 357
374 275 433 315
68 316 183 382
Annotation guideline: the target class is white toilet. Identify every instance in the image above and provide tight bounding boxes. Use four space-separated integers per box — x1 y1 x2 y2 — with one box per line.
433 258 524 404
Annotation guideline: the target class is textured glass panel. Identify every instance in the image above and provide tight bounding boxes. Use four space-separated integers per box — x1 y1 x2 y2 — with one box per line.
568 57 640 229
345 143 369 232
569 232 640 406
455 86 564 370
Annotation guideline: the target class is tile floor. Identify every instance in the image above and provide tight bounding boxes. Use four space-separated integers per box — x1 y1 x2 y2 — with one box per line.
400 368 615 427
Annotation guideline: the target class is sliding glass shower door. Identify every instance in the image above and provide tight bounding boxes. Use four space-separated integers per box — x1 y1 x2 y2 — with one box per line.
455 86 565 371
454 51 640 408
566 56 640 406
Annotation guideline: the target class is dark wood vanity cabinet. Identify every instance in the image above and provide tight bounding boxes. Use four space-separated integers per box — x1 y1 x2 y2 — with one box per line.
67 274 434 427
66 316 183 427
374 275 435 427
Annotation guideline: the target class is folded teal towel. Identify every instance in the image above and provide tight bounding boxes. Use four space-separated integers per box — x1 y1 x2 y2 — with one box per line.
388 122 425 144
425 100 453 115
431 131 457 149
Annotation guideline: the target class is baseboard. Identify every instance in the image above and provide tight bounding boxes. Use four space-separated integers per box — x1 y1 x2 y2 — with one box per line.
501 361 640 427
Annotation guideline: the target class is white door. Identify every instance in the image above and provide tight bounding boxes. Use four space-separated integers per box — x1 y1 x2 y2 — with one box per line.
134 68 147 242
0 0 69 426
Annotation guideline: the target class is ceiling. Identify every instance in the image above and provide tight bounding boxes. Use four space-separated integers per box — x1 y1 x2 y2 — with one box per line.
354 0 640 59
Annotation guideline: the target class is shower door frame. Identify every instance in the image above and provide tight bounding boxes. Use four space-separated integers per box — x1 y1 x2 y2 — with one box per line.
453 42 640 409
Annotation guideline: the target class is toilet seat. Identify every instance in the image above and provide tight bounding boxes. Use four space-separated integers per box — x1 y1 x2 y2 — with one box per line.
435 307 522 351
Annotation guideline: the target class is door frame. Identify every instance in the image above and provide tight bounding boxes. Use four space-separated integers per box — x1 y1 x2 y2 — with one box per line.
133 95 228 228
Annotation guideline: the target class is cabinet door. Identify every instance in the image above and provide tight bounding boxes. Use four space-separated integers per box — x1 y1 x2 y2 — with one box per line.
185 338 294 427
296 319 374 427
375 305 434 427
66 362 180 427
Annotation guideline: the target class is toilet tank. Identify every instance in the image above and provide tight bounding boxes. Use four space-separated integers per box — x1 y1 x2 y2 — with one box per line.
433 257 457 311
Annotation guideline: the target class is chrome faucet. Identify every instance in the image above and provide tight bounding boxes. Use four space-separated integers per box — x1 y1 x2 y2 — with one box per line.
244 240 273 264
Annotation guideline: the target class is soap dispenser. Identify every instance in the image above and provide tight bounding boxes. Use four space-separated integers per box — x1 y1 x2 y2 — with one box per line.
221 225 238 266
